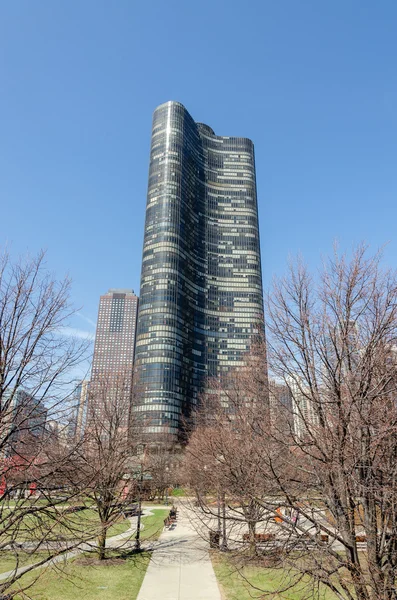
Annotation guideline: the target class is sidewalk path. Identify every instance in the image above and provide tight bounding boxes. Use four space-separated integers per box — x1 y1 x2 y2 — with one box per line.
137 507 222 600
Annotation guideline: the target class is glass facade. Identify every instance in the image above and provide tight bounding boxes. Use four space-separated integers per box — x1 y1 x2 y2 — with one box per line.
134 101 263 441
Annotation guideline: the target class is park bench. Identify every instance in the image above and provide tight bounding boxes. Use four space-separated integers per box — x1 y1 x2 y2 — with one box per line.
243 533 275 542
164 506 178 529
64 505 86 514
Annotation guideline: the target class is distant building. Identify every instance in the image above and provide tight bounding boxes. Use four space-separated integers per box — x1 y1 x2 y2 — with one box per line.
89 289 139 426
8 390 47 456
268 379 293 433
68 379 90 440
46 419 69 446
287 376 319 439
268 377 323 439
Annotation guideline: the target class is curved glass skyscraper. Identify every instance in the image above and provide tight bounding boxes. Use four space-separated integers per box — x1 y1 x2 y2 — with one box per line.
134 101 263 442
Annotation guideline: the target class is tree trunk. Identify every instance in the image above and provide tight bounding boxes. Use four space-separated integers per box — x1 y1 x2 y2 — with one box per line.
248 519 257 556
221 492 228 551
217 493 221 538
98 525 107 560
135 492 142 551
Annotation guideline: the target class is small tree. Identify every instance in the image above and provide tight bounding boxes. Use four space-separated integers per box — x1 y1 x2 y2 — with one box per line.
80 370 137 560
261 245 397 600
145 449 182 502
184 363 271 556
0 249 90 598
187 245 397 600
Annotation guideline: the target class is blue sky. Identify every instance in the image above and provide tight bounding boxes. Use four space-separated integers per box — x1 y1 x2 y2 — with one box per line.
1 0 397 344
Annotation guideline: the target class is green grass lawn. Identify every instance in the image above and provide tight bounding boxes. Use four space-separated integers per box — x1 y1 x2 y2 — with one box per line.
0 551 51 574
106 516 131 538
0 517 129 577
211 552 337 600
0 506 130 544
11 553 151 600
9 509 168 600
141 508 168 541
171 487 186 497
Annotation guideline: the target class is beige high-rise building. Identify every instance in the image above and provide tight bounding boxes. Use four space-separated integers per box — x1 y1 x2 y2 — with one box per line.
68 379 90 440
90 289 139 427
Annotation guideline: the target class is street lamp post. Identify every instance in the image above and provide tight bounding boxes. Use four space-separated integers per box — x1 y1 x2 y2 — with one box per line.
165 466 169 505
220 491 228 551
135 452 145 552
216 454 228 552
217 492 221 539
134 469 143 551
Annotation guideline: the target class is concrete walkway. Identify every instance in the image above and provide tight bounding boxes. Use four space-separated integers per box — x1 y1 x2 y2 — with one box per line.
137 507 222 600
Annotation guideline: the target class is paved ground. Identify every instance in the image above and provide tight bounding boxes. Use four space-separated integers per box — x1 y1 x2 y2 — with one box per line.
137 507 222 600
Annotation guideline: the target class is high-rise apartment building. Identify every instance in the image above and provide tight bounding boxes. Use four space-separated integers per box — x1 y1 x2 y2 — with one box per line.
90 289 139 426
134 101 264 442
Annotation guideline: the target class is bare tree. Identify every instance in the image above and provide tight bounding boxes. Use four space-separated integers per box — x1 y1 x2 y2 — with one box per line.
145 449 182 502
261 245 397 600
0 249 91 598
187 246 397 600
184 360 272 556
78 370 138 560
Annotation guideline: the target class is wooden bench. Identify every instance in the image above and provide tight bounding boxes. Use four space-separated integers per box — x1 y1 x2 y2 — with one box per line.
164 507 178 528
243 533 275 542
